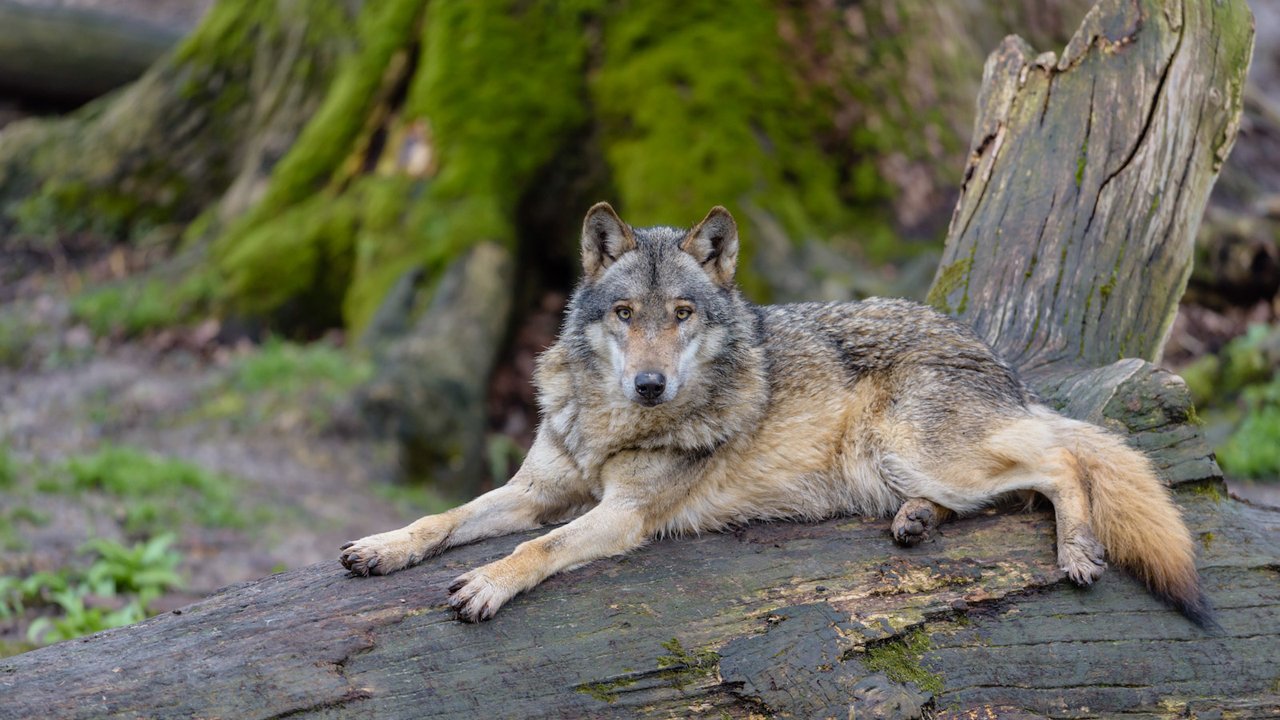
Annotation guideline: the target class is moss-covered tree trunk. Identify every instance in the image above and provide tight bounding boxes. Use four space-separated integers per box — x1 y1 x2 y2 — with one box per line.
0 1 1269 718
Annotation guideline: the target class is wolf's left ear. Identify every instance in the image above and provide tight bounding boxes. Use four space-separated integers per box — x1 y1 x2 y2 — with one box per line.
581 202 637 282
681 206 739 286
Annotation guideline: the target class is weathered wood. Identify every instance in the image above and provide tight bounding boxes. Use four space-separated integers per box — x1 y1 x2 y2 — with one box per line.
931 0 1254 487
0 493 1275 719
933 0 1252 371
0 1 1267 718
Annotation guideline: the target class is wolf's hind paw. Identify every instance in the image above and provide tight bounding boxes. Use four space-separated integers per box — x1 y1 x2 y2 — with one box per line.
891 500 938 547
1059 531 1107 586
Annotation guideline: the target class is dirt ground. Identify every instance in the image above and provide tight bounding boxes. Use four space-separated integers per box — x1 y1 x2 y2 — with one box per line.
0 285 445 649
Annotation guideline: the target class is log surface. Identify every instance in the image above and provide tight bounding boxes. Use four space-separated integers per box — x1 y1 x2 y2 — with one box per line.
1 493 1276 719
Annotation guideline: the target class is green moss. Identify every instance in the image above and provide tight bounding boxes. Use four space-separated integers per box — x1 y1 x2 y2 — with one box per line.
863 629 943 694
575 676 638 703
216 0 596 331
1075 134 1088 187
1180 481 1226 503
655 637 720 691
0 0 348 246
592 0 859 299
926 257 972 314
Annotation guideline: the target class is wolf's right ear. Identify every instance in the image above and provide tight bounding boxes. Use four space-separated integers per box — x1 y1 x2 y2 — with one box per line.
581 202 637 282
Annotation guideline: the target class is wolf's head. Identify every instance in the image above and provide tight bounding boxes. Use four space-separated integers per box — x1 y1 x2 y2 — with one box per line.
565 202 746 408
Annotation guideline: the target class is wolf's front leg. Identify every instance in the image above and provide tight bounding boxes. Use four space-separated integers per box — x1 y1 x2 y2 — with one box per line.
339 433 583 576
447 499 646 621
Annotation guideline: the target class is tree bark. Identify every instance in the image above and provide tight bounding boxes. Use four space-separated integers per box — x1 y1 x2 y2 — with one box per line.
0 1 1270 718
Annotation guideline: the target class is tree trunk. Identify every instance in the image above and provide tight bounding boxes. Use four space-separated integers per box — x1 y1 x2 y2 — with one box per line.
0 2 1270 718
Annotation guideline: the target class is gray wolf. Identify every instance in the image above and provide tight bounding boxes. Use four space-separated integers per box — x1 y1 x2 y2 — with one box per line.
340 202 1212 627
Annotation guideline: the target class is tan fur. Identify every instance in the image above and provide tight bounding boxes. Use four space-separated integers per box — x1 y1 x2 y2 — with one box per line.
339 204 1208 626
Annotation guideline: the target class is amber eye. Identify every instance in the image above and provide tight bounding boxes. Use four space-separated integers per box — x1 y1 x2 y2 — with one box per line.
615 307 632 321
675 307 693 322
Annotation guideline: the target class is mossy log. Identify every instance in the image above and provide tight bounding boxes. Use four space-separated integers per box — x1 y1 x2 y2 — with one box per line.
0 0 208 105
0 1 1272 718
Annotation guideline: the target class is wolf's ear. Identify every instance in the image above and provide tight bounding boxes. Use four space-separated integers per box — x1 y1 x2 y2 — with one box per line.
581 202 636 282
681 206 739 286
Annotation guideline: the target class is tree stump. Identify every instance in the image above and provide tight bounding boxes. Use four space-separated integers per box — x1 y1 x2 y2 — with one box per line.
1 1 1271 719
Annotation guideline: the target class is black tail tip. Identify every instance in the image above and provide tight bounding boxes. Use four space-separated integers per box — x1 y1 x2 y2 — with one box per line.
1170 587 1222 634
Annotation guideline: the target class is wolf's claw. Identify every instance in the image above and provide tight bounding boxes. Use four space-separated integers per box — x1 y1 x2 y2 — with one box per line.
1060 530 1107 586
448 568 516 622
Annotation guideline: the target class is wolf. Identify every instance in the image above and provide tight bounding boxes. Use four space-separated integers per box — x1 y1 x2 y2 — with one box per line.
340 202 1213 627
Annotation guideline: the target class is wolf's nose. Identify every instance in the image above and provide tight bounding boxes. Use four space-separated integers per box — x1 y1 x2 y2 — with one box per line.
635 372 666 401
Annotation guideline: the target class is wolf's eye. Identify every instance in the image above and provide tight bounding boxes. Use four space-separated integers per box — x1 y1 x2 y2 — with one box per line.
675 307 693 322
615 307 632 321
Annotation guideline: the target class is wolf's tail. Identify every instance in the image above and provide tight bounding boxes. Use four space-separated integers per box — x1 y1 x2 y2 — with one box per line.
1051 415 1217 629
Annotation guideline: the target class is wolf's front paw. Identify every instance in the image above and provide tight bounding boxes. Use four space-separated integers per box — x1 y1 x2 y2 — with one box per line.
1059 530 1107 586
339 530 417 576
447 566 518 622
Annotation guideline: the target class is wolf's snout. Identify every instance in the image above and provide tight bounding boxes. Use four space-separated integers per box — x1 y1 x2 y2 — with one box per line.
634 372 667 403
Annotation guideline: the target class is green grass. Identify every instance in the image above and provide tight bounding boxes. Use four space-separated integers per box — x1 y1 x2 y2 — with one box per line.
71 272 213 338
60 444 245 532
0 444 15 489
228 337 371 394
0 310 39 368
198 338 372 431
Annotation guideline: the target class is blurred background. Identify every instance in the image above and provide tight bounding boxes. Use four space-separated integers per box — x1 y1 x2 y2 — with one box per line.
0 0 1274 655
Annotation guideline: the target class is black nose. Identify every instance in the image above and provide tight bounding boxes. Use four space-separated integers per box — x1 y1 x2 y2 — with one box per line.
634 372 666 402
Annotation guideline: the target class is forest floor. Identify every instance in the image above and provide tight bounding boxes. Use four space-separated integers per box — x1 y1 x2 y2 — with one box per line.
0 265 454 656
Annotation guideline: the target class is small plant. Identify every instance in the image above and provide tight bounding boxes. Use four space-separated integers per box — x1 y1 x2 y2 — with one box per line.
25 591 147 645
11 535 184 645
1217 376 1280 478
80 534 183 604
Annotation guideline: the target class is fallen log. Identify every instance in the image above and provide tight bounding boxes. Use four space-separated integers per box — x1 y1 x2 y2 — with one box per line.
0 1 1270 718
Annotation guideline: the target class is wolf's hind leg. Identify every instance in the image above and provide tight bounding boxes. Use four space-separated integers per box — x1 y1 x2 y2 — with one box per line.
981 423 1107 586
340 433 583 576
891 498 952 546
1040 448 1107 585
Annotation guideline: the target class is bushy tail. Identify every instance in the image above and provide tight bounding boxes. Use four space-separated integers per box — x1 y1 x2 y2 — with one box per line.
1056 418 1217 629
